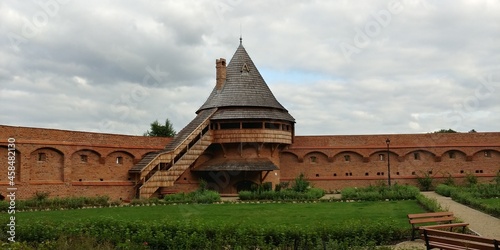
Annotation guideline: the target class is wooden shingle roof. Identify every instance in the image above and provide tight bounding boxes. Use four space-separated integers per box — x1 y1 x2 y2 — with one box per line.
197 42 294 122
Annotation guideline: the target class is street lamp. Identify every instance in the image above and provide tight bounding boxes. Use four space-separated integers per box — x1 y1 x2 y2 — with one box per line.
386 138 391 187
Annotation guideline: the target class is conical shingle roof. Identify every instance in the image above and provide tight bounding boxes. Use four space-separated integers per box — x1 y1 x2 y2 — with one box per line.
197 42 294 122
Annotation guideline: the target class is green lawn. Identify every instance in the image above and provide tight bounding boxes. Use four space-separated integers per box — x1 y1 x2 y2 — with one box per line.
479 197 500 207
11 200 425 228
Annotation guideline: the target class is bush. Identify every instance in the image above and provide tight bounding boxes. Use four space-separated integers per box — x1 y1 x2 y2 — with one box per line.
341 184 420 201
0 217 409 249
443 173 455 186
0 195 111 211
416 194 443 212
163 190 220 204
291 173 309 193
238 188 325 201
416 171 433 191
465 173 478 187
435 184 456 197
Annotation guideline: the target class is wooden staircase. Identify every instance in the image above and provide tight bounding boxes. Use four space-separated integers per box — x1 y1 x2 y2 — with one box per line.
129 108 216 198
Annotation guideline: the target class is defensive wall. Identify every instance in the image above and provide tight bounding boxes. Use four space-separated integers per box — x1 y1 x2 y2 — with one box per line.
1 124 499 199
0 125 171 200
282 133 500 192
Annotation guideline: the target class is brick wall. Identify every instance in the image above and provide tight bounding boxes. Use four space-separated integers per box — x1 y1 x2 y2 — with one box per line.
281 133 500 191
0 125 171 200
1 124 499 199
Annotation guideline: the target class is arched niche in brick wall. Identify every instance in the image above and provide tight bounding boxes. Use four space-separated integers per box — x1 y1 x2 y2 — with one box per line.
303 151 329 164
368 150 398 162
403 150 436 162
71 149 101 165
471 149 500 160
441 149 467 161
106 150 135 166
332 151 364 163
70 149 102 181
29 147 64 181
0 146 21 182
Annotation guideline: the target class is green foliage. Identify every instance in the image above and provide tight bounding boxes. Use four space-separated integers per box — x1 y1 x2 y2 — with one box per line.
0 217 410 249
435 184 500 218
291 173 310 193
198 179 208 192
415 171 434 191
34 191 50 201
163 190 220 204
416 193 444 212
143 119 176 137
341 184 420 201
435 184 456 197
465 173 478 186
432 128 457 133
0 195 111 211
495 172 500 186
443 173 455 186
274 182 289 192
238 188 325 201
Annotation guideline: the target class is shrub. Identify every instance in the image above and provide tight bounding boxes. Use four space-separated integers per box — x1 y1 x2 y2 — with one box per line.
0 195 111 211
163 190 220 204
416 193 443 212
443 173 455 186
465 173 478 187
416 171 433 191
0 217 409 249
34 191 50 201
291 173 310 193
238 188 325 201
494 172 500 186
341 184 419 201
435 184 456 197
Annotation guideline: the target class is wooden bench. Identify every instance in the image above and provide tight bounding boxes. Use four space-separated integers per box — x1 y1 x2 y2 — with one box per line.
408 212 469 240
420 228 499 250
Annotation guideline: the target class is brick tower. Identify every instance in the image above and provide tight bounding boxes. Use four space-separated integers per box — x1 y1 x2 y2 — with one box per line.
129 40 295 197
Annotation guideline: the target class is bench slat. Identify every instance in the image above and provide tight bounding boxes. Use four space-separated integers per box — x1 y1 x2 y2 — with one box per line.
409 212 468 241
426 235 496 250
421 229 499 250
422 228 497 245
410 216 455 225
408 211 454 219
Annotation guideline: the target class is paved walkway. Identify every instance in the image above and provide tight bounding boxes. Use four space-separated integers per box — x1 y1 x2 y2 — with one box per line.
421 191 500 239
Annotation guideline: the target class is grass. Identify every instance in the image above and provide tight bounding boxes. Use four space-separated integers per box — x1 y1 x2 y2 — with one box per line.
9 200 426 228
479 197 500 207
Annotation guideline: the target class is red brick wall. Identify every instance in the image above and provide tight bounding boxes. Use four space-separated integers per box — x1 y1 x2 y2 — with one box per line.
281 133 500 192
1 124 499 199
0 125 171 200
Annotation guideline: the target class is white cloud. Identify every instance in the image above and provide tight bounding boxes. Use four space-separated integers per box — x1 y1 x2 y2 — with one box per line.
0 0 499 135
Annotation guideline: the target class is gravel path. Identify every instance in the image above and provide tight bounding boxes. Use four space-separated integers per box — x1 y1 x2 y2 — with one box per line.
421 191 500 239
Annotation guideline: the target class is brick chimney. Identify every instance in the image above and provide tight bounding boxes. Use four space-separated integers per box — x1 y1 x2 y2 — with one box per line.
216 58 226 90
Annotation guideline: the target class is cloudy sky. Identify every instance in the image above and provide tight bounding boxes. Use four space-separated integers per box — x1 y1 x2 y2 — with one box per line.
1 0 498 136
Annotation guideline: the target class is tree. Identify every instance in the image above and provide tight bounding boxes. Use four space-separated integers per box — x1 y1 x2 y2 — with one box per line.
144 119 176 137
432 128 457 133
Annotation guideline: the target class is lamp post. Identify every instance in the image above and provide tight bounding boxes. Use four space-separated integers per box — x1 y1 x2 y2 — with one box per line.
386 138 391 187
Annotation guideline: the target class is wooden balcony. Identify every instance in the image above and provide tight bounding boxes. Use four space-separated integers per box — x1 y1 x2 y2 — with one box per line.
212 129 292 144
